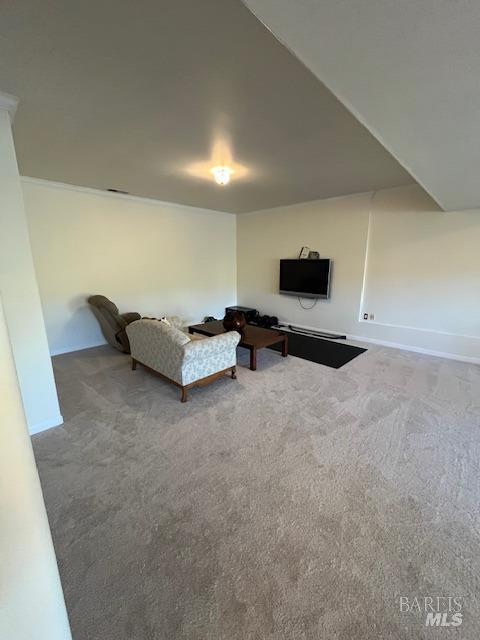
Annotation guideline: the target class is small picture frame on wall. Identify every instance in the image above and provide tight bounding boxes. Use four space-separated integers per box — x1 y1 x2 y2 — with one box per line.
299 246 309 259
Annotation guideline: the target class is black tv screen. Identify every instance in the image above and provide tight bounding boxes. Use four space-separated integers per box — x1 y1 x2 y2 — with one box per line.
279 259 331 299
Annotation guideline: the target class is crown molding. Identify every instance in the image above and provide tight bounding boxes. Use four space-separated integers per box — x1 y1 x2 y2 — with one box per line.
20 176 235 215
0 91 19 123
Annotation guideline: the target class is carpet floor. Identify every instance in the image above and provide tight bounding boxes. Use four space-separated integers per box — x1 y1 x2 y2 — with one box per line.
32 343 480 639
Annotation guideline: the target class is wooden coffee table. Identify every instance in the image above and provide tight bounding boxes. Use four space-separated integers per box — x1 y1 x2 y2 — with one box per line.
188 320 288 371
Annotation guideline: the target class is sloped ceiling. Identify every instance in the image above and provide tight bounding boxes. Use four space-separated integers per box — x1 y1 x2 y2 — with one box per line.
0 0 412 213
244 0 480 211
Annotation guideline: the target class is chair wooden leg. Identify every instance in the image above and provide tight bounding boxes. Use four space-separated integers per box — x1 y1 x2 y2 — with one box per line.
181 387 188 402
131 358 137 370
231 366 236 379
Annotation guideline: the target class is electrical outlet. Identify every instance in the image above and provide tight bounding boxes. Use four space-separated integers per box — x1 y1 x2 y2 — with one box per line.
363 313 368 320
369 313 375 321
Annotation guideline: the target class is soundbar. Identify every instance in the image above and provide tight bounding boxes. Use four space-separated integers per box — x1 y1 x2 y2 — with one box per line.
276 324 346 340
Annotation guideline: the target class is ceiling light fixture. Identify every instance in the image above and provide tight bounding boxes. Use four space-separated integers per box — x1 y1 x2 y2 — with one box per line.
211 166 232 186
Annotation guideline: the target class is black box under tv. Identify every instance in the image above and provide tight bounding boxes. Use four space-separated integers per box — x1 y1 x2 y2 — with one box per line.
225 306 257 322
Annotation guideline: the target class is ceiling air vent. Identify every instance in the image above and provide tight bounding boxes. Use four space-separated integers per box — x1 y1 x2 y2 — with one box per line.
107 188 129 195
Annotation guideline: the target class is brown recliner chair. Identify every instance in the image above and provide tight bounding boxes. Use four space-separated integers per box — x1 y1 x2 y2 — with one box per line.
88 295 141 353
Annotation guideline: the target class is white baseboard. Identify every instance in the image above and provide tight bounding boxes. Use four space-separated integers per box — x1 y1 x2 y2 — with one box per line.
29 413 64 436
278 318 480 365
347 334 480 365
50 340 106 356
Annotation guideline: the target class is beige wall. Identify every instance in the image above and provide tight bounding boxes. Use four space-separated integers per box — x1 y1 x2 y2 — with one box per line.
237 191 371 333
0 296 71 640
0 108 62 435
363 185 480 337
22 177 480 362
237 184 480 361
23 179 236 355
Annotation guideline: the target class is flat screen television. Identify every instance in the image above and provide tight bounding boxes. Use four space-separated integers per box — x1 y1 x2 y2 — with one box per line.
279 259 331 299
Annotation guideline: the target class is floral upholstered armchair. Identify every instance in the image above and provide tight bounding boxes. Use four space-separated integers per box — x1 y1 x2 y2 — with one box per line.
126 319 240 401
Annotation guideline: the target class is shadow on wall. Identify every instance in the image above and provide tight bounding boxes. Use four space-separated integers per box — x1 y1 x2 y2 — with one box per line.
49 296 105 355
49 294 195 355
372 185 480 247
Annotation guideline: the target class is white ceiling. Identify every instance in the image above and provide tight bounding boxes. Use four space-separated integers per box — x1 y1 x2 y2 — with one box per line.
244 0 480 212
0 0 412 213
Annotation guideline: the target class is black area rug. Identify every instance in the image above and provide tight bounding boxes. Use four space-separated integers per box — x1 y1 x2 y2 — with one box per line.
269 331 366 369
